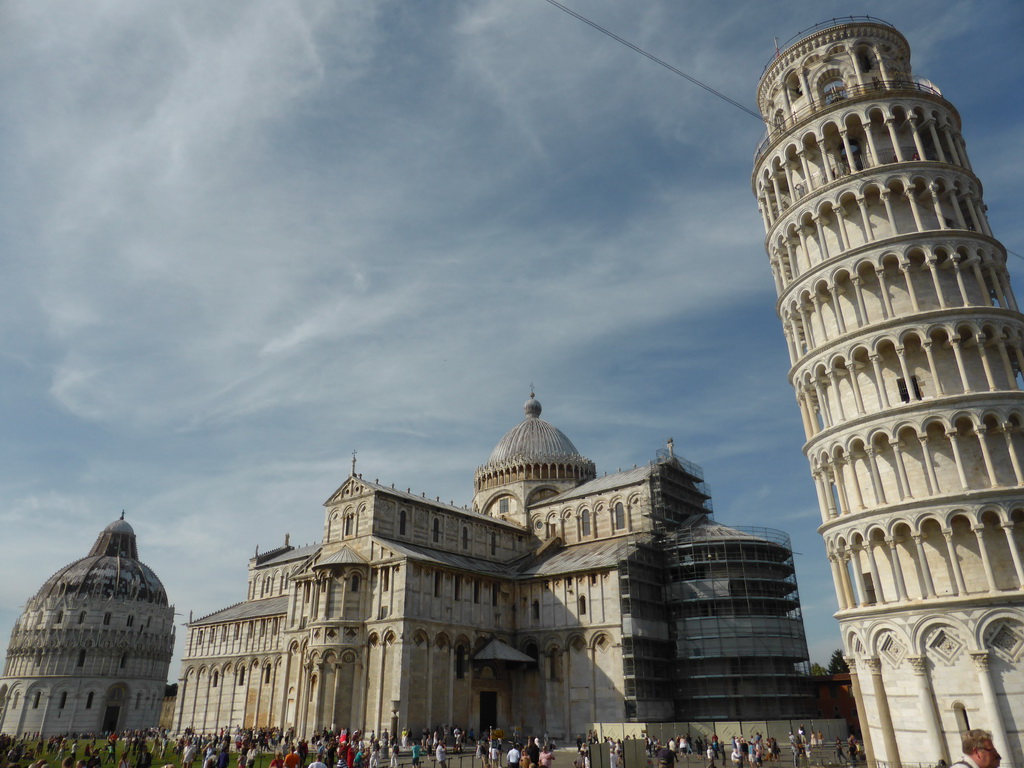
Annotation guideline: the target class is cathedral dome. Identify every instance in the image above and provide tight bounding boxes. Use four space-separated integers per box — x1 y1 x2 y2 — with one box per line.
31 517 169 606
487 395 584 466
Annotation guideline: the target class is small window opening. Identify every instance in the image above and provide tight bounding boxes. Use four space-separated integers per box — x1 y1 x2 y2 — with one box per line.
455 646 466 679
897 376 922 402
823 78 848 104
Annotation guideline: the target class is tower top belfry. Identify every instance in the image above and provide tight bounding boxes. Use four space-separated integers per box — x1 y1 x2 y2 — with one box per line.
757 18 912 123
753 17 1024 768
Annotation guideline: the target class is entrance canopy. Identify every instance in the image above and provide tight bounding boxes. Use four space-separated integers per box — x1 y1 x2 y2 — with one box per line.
473 638 534 663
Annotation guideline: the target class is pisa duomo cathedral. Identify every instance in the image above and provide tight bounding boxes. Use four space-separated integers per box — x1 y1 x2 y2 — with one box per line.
754 16 1024 768
171 395 813 738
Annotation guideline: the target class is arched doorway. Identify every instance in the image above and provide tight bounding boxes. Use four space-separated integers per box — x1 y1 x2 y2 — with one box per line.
103 684 127 733
0 684 8 730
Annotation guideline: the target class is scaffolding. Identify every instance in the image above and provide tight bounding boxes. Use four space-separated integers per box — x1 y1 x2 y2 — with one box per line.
617 455 715 722
663 520 814 720
617 536 673 721
614 454 813 722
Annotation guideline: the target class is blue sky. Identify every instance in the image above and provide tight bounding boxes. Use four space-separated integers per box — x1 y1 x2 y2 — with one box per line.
2 0 1023 682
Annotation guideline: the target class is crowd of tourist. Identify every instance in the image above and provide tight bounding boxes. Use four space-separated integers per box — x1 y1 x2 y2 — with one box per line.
2 725 1000 768
568 727 866 768
1 730 169 768
1 725 555 768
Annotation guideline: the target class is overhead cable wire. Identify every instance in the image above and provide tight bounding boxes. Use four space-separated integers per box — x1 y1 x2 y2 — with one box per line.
542 1 1024 262
541 0 765 123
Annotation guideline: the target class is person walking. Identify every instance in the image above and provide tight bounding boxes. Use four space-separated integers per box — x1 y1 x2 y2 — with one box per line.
183 745 199 768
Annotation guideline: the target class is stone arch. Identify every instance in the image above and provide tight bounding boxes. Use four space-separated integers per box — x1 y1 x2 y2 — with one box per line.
869 623 911 666
912 616 971 667
843 628 866 658
977 612 1024 656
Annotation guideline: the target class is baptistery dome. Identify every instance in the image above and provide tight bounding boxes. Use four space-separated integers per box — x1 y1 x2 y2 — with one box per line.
33 517 169 605
0 515 174 736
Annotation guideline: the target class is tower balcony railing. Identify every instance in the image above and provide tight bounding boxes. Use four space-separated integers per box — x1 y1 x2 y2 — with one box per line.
762 16 897 72
754 79 944 161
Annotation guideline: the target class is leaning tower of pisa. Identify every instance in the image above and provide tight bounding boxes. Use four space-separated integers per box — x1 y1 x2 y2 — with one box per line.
753 17 1024 767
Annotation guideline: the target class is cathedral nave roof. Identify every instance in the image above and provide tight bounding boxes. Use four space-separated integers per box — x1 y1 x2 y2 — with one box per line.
191 594 288 626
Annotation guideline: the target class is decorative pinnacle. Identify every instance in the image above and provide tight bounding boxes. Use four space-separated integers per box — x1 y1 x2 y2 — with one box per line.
351 450 357 476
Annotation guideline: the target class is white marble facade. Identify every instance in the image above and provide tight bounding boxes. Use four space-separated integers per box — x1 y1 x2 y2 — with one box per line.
753 18 1024 768
173 397 811 738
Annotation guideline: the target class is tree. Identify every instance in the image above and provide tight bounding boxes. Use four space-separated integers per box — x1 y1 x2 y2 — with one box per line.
827 649 849 674
810 662 828 676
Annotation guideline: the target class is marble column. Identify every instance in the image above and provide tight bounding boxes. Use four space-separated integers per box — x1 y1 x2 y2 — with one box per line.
969 652 1011 759
866 657 901 768
908 656 947 765
846 658 877 767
